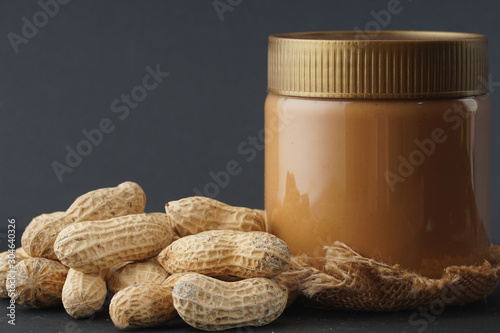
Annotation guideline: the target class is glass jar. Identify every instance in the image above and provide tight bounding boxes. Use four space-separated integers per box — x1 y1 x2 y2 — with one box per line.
265 31 491 278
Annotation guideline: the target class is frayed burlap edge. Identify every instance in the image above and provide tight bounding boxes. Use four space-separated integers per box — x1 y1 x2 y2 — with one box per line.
277 242 500 311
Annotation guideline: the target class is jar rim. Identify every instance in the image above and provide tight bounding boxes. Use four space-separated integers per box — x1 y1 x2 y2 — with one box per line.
267 30 489 99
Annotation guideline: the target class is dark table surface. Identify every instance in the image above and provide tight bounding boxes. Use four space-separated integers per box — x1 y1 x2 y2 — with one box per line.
1 285 499 333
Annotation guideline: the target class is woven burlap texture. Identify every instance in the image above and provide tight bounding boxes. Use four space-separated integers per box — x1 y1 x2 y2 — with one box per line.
279 242 500 311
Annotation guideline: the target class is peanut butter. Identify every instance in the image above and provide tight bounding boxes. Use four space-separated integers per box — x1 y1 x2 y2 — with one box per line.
265 31 491 278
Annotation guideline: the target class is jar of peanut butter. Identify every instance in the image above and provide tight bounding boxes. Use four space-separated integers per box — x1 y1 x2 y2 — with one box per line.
265 31 491 278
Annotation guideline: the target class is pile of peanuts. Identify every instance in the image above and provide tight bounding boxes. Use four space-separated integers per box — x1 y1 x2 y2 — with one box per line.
0 181 292 331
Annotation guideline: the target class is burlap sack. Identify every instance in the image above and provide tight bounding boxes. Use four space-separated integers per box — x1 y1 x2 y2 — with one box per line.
278 242 500 311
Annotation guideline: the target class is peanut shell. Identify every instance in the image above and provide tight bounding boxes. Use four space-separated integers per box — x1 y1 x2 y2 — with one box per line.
166 196 265 237
62 268 107 318
0 248 30 298
9 257 68 308
109 274 185 329
172 273 288 331
158 230 290 278
54 213 174 273
21 181 146 259
107 258 169 294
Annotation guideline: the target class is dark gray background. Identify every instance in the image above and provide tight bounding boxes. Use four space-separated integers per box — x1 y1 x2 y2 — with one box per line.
0 0 499 243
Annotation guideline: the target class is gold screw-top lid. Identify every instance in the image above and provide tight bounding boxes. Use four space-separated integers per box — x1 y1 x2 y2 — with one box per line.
268 31 489 99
